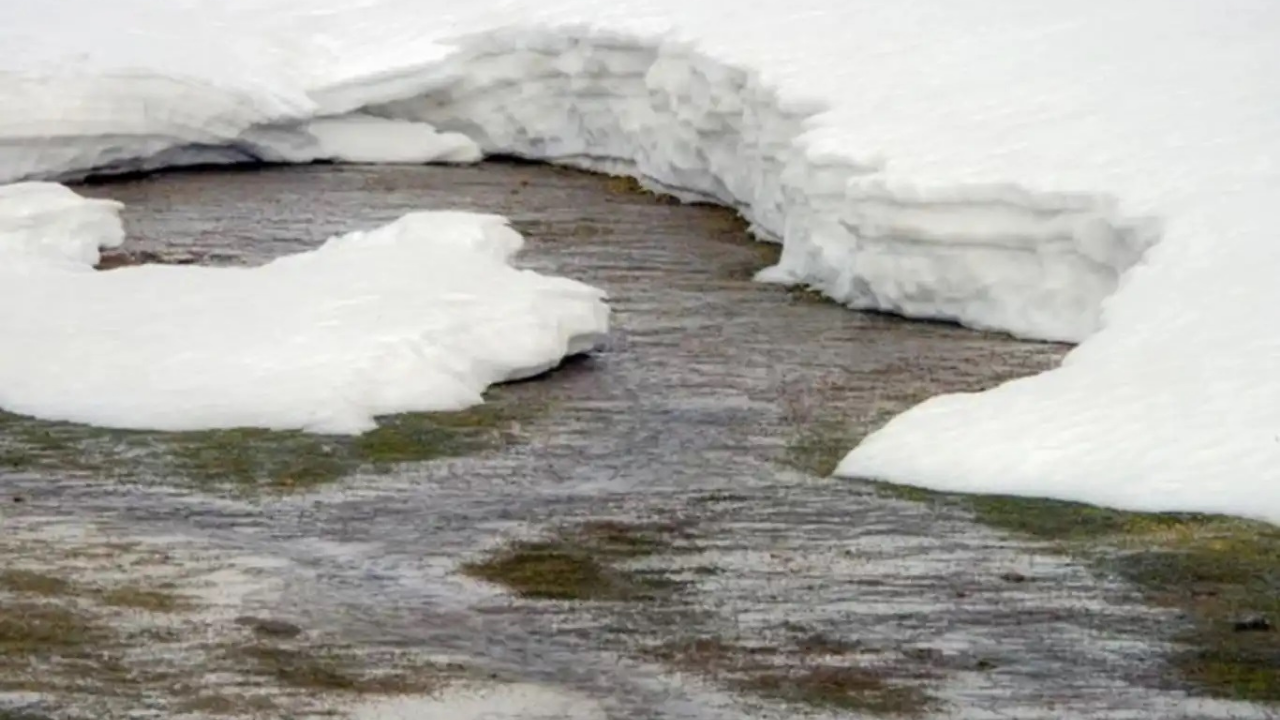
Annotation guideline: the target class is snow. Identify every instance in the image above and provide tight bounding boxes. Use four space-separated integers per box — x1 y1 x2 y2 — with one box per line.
0 183 124 270
0 0 1203 342
1 0 1278 519
838 190 1280 522
0 183 608 433
345 684 607 720
241 113 484 165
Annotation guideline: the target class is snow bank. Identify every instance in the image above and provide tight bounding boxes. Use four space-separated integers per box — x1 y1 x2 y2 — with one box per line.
0 183 608 433
4 0 1225 342
3 0 1279 519
0 183 124 270
358 28 1168 343
838 190 1280 523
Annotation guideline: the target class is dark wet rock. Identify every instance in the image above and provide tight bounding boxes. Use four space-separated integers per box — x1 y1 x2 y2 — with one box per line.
903 646 945 663
1233 615 1272 633
235 616 304 639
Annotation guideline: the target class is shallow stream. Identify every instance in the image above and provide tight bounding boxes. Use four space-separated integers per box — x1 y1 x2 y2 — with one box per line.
1 162 1265 719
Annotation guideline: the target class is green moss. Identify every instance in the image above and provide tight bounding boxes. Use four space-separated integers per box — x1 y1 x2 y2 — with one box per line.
966 494 1203 542
238 645 363 691
742 666 932 716
572 520 697 559
780 392 908 479
461 521 694 601
647 636 746 673
871 482 942 505
227 643 447 694
0 396 541 495
650 637 933 717
0 451 33 472
0 571 74 598
461 541 678 602
353 410 505 466
1106 535 1280 702
167 428 350 490
782 418 855 477
172 693 279 717
855 482 1280 703
98 585 189 613
463 543 621 600
0 709 57 720
0 602 108 656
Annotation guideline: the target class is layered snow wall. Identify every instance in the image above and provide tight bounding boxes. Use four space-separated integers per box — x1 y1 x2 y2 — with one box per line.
360 31 1160 343
0 3 1181 343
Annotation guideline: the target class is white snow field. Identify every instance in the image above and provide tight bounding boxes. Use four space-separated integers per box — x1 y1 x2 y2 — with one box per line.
1 0 1278 519
0 183 608 433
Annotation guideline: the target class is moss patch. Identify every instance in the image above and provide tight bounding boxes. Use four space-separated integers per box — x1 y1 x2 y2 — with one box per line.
97 585 189 613
463 543 627 600
777 372 920 478
465 519 939 715
965 494 1204 543
780 351 1063 481
0 709 57 720
0 570 73 598
461 521 695 602
782 417 863 478
1 567 189 614
0 394 542 495
225 642 450 695
743 666 932 716
0 602 109 656
862 484 1280 703
166 429 351 491
1105 530 1280 702
651 636 932 716
172 693 279 717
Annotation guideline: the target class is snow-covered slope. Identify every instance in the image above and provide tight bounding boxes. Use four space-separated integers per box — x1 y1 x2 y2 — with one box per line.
0 183 608 433
2 0 1278 519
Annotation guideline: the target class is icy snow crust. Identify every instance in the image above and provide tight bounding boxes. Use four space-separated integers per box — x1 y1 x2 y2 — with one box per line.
3 0 1279 518
0 183 608 433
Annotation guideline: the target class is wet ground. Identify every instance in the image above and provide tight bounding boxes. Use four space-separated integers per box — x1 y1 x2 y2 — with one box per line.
1 162 1273 719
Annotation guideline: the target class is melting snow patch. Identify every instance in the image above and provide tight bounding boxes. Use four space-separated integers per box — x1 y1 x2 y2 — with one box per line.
345 683 608 720
0 183 609 433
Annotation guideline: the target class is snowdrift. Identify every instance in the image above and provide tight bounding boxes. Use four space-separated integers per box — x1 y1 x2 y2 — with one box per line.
0 183 608 433
2 0 1278 519
2 0 1198 343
